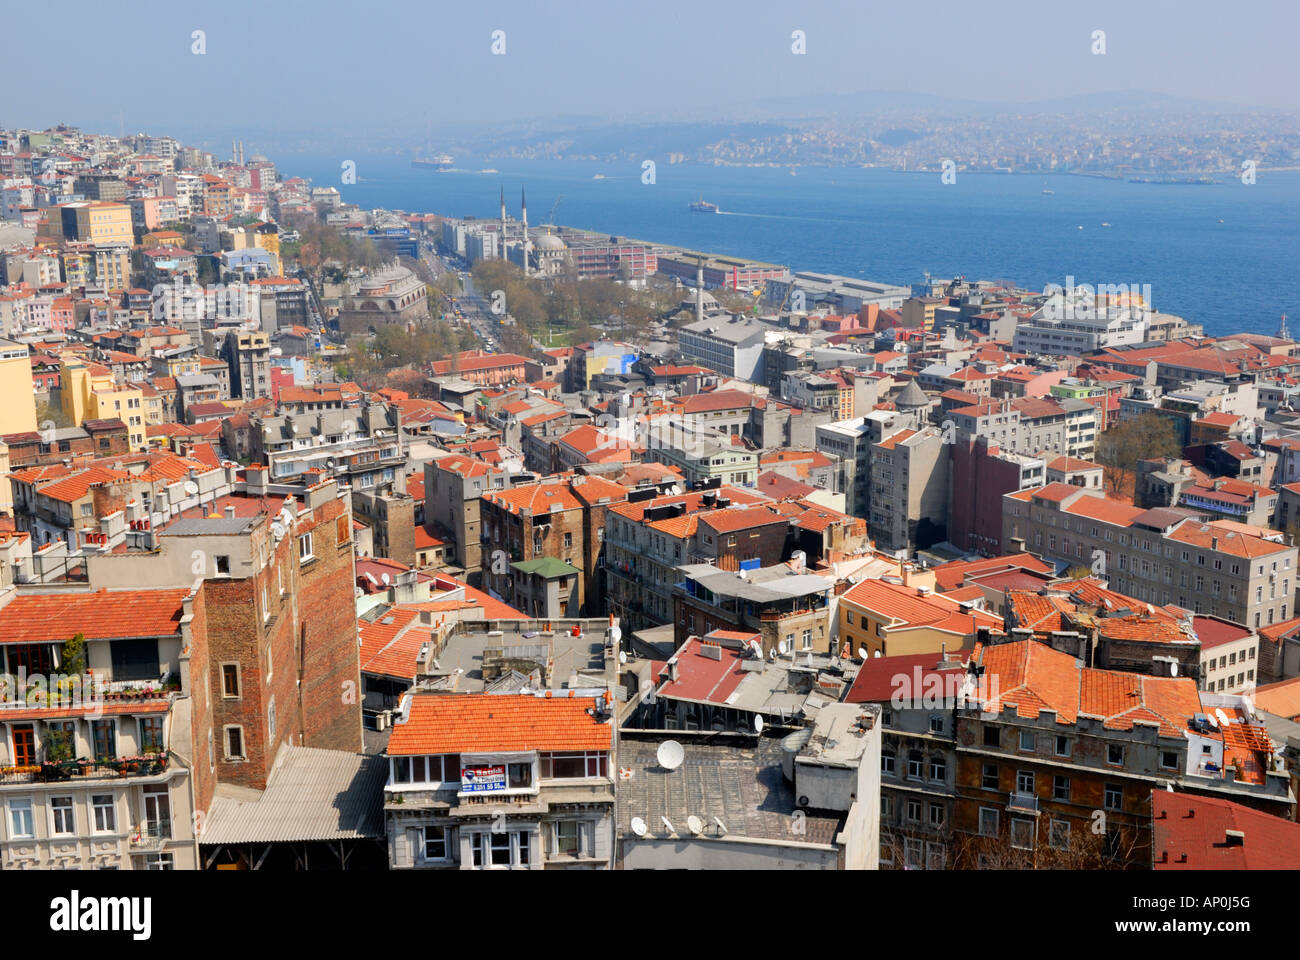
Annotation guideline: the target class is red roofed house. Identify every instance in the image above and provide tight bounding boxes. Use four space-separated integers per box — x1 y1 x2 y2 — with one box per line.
479 475 629 615
384 692 615 869
848 638 1292 869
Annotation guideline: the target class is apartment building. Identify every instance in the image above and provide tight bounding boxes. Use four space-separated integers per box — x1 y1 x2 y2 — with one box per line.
423 454 507 583
0 588 199 870
1002 485 1298 629
947 396 1099 461
673 560 835 656
251 403 405 491
479 475 628 616
868 427 950 553
384 693 615 870
837 576 1003 660
602 487 769 632
848 639 1293 869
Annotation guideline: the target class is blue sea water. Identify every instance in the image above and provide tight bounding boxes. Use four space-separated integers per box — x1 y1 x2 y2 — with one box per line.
279 152 1299 337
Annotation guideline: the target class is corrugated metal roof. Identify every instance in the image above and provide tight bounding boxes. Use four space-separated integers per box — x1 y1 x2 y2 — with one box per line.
200 745 386 844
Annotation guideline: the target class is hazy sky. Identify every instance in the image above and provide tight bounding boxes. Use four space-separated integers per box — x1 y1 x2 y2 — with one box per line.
6 0 1298 138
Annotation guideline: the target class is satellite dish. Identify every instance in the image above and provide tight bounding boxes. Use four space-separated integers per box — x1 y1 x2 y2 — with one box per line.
686 815 703 836
858 646 869 660
380 572 390 585
661 816 675 835
606 624 622 644
767 648 776 661
618 650 627 665
656 740 684 771
1169 661 1178 677
630 817 647 837
754 715 764 734
271 521 285 540
279 506 293 527
183 481 199 495
777 639 789 656
873 650 882 658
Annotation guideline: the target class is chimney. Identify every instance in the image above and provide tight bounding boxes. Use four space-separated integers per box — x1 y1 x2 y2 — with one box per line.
900 560 909 587
224 505 236 519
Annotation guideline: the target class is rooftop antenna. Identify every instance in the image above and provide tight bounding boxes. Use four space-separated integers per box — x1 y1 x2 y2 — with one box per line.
1279 313 1291 341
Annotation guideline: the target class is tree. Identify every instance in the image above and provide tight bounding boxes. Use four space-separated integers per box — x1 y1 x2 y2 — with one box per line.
60 632 87 676
1095 411 1181 495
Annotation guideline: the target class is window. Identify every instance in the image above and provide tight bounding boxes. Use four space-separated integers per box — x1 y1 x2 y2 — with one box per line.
336 515 350 545
1055 735 1070 757
907 751 923 779
906 799 922 822
92 795 115 833
215 555 230 575
1160 751 1178 770
982 763 998 790
1106 744 1124 766
298 532 314 561
139 717 164 754
50 796 74 835
1053 776 1071 801
225 726 245 760
978 806 999 836
221 663 240 698
1010 817 1035 850
1049 819 1070 851
983 725 999 747
423 825 450 861
1104 783 1123 810
470 830 530 868
540 752 606 779
929 715 945 734
91 720 115 761
1016 769 1035 794
144 853 174 870
554 820 582 858
1019 731 1036 752
882 750 896 776
928 803 945 827
268 698 276 740
929 757 946 781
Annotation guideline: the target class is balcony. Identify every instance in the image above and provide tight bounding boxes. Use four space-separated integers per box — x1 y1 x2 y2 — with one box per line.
1006 791 1040 815
0 754 169 784
129 821 172 851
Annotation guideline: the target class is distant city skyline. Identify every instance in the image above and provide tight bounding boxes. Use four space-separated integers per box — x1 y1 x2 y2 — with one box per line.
4 0 1299 143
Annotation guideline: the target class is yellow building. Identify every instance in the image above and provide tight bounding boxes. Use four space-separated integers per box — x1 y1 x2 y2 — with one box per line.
59 356 145 448
54 202 133 246
0 340 37 436
900 296 944 331
837 576 1001 659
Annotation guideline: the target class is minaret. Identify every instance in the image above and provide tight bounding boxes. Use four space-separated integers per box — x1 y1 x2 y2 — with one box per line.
520 187 529 277
695 256 704 324
499 184 506 231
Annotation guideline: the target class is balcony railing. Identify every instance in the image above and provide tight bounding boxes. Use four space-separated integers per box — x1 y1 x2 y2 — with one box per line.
1006 791 1040 814
129 821 172 850
0 754 169 784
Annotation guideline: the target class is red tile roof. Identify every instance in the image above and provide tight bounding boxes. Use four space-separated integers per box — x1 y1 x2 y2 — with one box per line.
1152 791 1300 869
0 589 189 643
387 693 612 755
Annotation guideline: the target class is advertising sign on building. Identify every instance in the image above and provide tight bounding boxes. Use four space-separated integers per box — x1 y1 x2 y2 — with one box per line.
460 764 506 792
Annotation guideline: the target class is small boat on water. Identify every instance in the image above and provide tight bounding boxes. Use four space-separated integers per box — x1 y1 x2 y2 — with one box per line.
689 195 719 213
1042 188 1055 195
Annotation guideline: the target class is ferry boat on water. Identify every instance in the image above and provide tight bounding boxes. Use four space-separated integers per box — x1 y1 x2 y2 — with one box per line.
413 154 454 169
689 195 719 213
